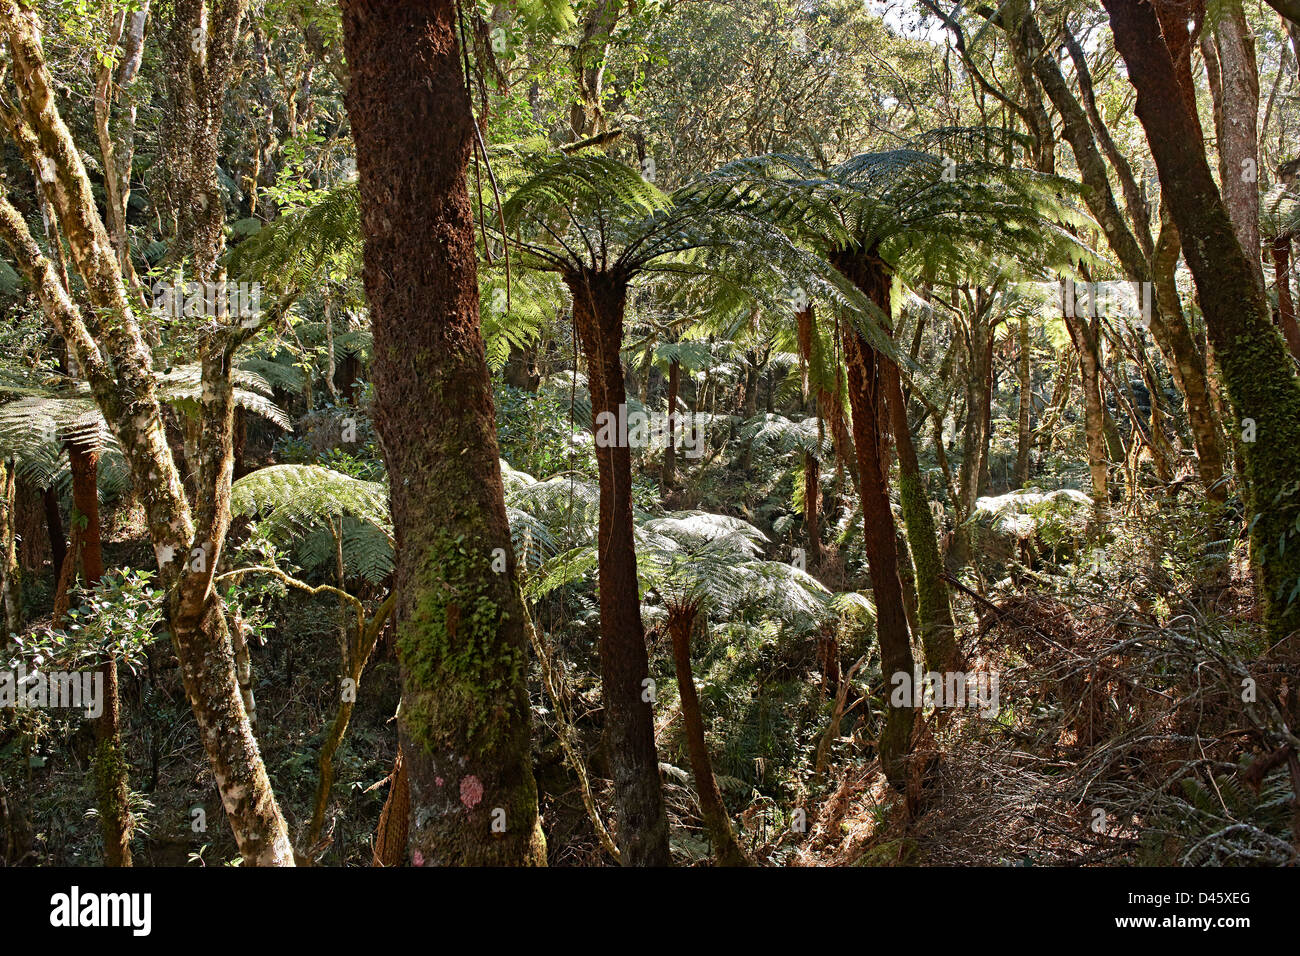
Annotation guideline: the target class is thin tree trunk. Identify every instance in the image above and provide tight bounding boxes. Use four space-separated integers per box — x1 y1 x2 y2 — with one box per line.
1038 349 1075 455
68 443 131 867
668 609 749 866
841 252 957 672
1272 236 1300 361
831 251 916 788
341 0 546 866
1016 314 1032 485
42 485 65 576
0 459 20 637
1065 311 1110 514
803 450 822 569
307 592 395 851
1201 0 1266 295
662 357 679 488
952 309 994 567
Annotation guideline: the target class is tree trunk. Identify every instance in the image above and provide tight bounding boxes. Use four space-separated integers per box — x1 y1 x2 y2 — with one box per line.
1065 311 1110 514
1105 0 1300 640
830 253 916 788
92 1 147 299
68 443 132 867
341 0 545 866
1038 349 1075 455
952 308 995 567
307 592 395 851
1016 314 1032 485
0 459 20 637
566 268 672 865
1201 0 1265 295
668 609 749 866
1272 236 1300 361
662 357 679 488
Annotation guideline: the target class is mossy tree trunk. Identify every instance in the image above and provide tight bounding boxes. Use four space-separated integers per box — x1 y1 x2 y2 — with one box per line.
803 450 823 569
950 294 995 568
1106 0 1300 640
1271 235 1300 361
1064 310 1110 514
0 459 20 638
341 0 545 866
840 251 957 673
566 267 672 866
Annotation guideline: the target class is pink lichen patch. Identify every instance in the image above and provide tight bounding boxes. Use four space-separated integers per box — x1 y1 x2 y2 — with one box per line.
459 775 484 809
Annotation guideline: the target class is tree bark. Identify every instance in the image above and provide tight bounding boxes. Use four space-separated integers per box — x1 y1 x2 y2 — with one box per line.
341 0 546 866
1016 314 1032 485
156 0 247 279
1272 236 1300 361
1201 0 1266 295
845 253 957 672
1064 310 1110 513
0 459 19 637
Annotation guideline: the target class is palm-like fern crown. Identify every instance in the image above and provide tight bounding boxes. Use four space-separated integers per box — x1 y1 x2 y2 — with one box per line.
225 183 361 295
0 365 288 489
498 153 881 324
695 130 1093 286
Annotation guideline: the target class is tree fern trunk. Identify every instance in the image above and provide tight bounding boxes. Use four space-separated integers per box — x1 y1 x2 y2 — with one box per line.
69 443 132 867
567 268 672 866
831 252 916 788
